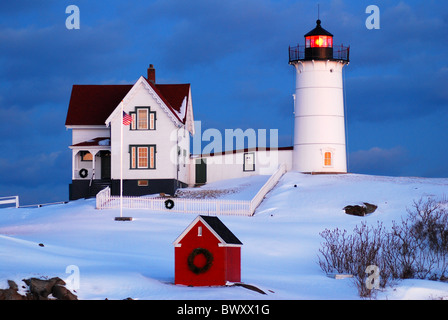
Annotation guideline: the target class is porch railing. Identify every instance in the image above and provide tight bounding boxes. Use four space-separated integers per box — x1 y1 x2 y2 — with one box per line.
96 164 287 216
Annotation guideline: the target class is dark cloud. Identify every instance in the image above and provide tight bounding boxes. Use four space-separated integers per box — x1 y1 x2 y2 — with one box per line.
349 146 409 176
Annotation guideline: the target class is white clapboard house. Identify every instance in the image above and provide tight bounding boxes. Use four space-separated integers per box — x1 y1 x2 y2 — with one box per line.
66 65 194 200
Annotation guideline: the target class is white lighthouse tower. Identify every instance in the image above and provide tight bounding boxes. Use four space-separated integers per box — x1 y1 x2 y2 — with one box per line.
289 19 350 173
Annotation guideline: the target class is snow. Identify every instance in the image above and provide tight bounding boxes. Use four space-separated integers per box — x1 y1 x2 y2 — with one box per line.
174 96 187 121
1 172 448 300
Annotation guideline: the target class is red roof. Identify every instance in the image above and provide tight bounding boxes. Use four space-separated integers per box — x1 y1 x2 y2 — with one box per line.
65 77 190 126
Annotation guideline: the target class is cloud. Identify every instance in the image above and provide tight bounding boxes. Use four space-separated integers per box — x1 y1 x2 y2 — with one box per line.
349 146 409 176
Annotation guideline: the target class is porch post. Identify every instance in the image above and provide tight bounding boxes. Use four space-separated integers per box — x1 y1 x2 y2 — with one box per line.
72 150 78 180
90 150 99 180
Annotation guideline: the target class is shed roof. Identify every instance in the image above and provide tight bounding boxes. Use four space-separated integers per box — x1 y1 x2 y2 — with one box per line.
173 215 242 247
200 215 242 245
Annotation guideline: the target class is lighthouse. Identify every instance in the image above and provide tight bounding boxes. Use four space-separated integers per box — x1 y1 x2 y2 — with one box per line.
289 19 350 173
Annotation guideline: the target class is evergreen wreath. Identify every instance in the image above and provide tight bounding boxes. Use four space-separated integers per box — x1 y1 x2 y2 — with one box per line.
187 248 214 274
79 168 88 178
164 199 174 209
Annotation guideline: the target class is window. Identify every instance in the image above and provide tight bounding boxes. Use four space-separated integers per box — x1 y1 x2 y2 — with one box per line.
324 152 332 167
138 180 148 186
138 109 148 130
80 151 93 161
138 147 148 168
130 145 156 169
243 152 255 172
305 35 333 48
131 107 156 130
198 226 202 237
130 112 136 130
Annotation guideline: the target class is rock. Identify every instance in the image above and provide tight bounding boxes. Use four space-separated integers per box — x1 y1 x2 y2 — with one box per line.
52 284 78 300
363 202 378 214
23 277 65 300
0 280 26 300
1 277 78 300
343 202 377 216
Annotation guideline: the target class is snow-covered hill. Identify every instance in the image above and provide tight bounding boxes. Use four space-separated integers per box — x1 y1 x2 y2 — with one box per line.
0 172 447 300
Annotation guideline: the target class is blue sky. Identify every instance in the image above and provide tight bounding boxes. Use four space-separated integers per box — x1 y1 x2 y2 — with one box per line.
0 0 447 205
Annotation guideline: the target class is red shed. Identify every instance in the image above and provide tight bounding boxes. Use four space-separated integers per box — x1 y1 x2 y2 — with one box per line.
173 215 243 286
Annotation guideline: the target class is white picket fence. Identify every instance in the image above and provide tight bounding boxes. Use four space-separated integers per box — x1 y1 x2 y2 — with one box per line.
96 164 286 216
0 196 19 208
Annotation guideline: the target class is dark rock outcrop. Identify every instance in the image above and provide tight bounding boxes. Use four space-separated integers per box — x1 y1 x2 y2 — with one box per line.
343 202 378 216
0 277 77 300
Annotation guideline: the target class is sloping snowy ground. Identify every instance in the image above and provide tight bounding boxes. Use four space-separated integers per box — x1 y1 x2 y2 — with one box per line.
0 172 447 300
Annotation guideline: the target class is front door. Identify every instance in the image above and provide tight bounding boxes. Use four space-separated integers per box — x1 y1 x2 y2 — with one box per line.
195 159 207 185
101 151 111 180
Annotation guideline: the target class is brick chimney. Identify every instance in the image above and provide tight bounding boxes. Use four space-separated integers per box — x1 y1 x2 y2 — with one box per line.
147 64 155 84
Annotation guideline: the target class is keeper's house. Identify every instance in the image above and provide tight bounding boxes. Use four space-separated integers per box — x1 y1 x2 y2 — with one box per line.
65 65 194 200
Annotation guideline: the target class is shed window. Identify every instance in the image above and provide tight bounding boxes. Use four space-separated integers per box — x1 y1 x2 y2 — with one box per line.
198 226 202 237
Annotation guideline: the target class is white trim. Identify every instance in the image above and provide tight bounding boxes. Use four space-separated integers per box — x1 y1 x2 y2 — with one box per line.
66 125 107 130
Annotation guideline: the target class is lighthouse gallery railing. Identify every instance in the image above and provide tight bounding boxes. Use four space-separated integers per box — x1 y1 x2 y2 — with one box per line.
288 44 350 63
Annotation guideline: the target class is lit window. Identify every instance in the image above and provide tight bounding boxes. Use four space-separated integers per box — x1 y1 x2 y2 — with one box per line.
130 145 156 169
131 147 136 168
149 146 155 169
137 109 148 130
149 112 155 130
138 147 148 168
81 151 93 161
324 152 332 166
306 35 333 48
138 180 148 186
131 108 155 130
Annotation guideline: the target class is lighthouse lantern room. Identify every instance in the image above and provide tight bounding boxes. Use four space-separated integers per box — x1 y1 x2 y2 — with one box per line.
289 19 350 173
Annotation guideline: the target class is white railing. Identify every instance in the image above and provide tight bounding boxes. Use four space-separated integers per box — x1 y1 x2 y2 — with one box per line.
96 164 287 216
0 196 19 208
249 163 286 215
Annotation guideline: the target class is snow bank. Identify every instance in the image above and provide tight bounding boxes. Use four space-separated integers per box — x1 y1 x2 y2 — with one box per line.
0 172 447 300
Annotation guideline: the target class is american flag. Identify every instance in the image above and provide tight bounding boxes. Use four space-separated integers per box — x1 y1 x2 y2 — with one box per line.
123 111 133 125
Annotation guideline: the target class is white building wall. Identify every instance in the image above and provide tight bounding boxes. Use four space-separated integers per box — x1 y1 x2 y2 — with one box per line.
109 83 184 181
292 60 347 173
190 149 292 185
71 127 110 145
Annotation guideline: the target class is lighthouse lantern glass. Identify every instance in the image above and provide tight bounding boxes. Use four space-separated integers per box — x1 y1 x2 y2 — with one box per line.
306 35 333 48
